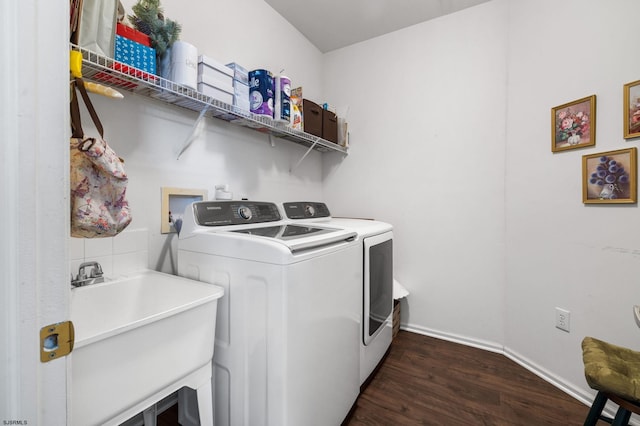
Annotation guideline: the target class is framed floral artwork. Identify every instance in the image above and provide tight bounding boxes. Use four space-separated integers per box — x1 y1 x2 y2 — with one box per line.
551 95 596 152
623 79 640 139
582 147 637 204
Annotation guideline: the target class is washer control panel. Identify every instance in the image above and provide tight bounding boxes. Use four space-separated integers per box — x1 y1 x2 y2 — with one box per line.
238 205 253 220
283 202 331 219
193 201 281 226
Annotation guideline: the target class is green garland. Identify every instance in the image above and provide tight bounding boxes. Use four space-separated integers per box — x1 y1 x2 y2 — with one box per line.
128 0 181 59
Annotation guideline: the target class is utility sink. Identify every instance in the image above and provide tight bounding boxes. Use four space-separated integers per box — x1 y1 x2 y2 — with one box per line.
70 269 224 426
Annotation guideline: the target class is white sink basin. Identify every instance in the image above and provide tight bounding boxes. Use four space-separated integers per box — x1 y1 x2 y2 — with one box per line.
70 269 224 426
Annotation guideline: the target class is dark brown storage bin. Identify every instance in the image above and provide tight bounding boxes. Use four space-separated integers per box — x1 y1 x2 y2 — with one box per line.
322 109 338 143
392 299 400 339
302 99 323 138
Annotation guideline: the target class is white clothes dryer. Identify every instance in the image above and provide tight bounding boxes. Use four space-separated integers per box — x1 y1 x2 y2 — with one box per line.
177 201 361 426
281 202 394 388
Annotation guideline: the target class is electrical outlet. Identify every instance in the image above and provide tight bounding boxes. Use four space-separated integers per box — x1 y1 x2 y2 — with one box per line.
555 307 570 332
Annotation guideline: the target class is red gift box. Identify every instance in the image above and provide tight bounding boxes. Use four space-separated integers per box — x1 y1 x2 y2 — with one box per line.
112 62 158 83
116 23 151 47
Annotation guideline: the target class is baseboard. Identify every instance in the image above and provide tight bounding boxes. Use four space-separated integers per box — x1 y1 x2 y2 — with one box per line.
399 323 636 424
503 346 635 424
400 323 504 354
502 346 592 405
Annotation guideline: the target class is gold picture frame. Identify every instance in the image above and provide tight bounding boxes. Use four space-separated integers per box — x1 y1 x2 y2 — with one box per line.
582 147 637 204
551 95 596 152
623 79 640 139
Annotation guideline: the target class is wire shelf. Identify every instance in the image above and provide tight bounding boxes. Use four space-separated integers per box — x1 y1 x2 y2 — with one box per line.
70 44 348 155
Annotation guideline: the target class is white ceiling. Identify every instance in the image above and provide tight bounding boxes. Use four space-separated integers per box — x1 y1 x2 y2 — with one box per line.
263 0 492 53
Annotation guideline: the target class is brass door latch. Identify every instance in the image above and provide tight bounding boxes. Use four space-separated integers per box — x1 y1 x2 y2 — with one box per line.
40 321 74 363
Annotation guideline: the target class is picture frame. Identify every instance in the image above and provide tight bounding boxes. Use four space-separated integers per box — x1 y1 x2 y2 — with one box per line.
623 79 640 139
582 147 637 204
551 95 596 152
161 187 207 233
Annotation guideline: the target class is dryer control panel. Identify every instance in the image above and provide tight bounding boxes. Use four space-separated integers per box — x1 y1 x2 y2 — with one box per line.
192 201 281 226
283 202 331 219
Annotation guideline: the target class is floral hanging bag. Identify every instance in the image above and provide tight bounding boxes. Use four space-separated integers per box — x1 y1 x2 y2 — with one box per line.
70 77 132 237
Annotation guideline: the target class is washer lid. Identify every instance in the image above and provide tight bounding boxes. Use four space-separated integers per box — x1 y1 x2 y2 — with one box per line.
280 201 393 237
180 201 358 258
233 224 333 239
232 224 356 253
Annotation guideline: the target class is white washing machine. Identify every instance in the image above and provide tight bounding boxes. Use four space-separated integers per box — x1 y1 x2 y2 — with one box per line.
281 202 394 388
177 201 361 426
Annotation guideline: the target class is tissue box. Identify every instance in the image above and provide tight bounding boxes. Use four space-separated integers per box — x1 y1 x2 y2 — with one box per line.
197 56 234 105
226 62 249 85
302 99 323 138
234 99 251 113
197 83 234 105
233 81 249 108
233 83 250 112
197 72 234 104
114 35 156 76
116 23 150 47
198 55 233 89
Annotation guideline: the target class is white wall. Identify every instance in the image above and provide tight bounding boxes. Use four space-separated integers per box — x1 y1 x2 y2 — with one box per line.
323 1 508 349
504 0 640 401
323 0 640 405
76 0 329 274
72 0 640 410
70 229 149 279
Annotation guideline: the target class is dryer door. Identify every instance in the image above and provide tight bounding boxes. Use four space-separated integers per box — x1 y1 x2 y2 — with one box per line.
363 231 393 345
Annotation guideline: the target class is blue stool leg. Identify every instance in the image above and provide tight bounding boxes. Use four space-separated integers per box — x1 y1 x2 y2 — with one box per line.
585 391 609 426
612 407 632 426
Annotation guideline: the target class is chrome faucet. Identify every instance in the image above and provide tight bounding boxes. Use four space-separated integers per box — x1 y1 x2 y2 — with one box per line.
71 261 105 287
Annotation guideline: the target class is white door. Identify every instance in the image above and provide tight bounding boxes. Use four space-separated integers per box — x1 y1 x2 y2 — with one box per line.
1 1 70 424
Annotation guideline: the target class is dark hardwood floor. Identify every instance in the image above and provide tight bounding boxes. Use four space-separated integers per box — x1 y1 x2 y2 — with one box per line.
348 331 599 426
157 330 602 425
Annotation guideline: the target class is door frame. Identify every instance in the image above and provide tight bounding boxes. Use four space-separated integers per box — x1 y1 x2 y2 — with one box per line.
1 0 70 424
